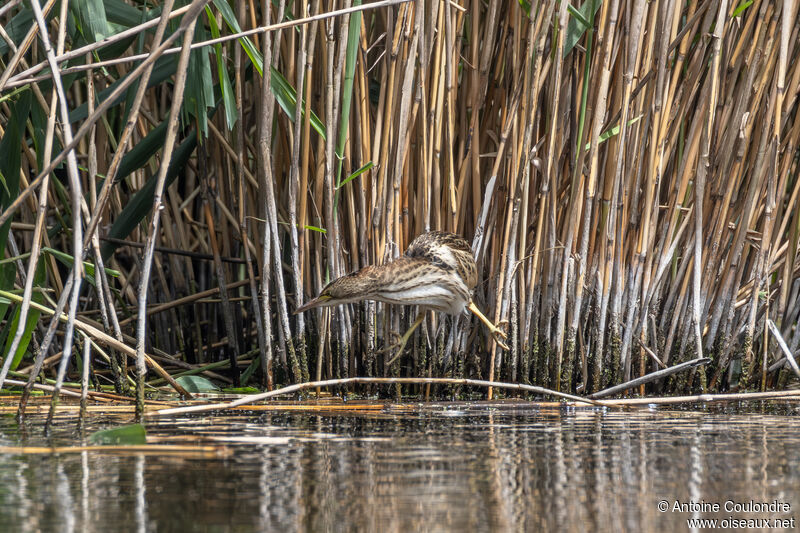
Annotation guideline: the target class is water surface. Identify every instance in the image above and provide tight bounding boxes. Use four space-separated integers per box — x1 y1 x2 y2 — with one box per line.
1 399 799 532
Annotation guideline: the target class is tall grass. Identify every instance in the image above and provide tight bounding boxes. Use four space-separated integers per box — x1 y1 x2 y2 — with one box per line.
0 0 798 408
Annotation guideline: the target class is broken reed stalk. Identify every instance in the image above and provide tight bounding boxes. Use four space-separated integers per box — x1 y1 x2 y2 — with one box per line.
154 376 609 416
0 0 798 407
152 374 800 417
599 389 800 406
4 378 167 404
590 357 711 399
11 374 800 412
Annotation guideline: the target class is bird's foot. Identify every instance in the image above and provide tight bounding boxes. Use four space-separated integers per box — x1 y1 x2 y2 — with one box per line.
378 313 426 366
489 320 509 340
467 301 509 350
376 332 407 366
385 348 405 367
377 332 402 355
488 321 510 350
492 335 510 351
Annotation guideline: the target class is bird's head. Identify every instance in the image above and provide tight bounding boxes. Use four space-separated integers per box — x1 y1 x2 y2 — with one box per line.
294 270 373 314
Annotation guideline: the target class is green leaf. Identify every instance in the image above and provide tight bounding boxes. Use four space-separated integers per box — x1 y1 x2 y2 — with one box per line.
213 0 264 75
518 0 532 15
0 170 9 197
104 0 150 27
69 0 112 43
0 91 30 247
222 386 260 394
29 87 49 170
2 257 45 371
0 266 14 327
88 424 147 445
120 1 151 123
211 0 325 138
42 247 120 282
0 299 14 351
185 23 216 137
566 3 591 28
238 354 259 385
101 130 199 260
584 115 644 150
0 92 31 325
564 0 601 57
115 119 169 181
278 221 327 233
0 8 34 56
205 6 238 130
0 84 31 105
270 68 327 140
336 161 373 190
69 56 179 124
335 2 362 192
732 0 753 17
176 375 220 393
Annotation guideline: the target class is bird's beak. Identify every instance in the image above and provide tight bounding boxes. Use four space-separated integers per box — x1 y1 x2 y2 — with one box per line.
294 294 332 314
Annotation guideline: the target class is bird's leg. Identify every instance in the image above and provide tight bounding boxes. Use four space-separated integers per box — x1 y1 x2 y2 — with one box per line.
467 301 510 350
385 311 425 366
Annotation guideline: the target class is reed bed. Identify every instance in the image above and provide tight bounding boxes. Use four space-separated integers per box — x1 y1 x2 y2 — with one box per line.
0 0 798 416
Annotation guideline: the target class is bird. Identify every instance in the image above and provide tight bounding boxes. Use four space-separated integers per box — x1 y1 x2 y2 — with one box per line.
295 231 508 364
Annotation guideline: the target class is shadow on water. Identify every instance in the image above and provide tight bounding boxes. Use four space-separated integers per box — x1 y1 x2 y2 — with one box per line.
1 400 800 532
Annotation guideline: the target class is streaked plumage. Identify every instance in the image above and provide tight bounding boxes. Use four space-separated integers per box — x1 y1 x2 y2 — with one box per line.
295 231 507 360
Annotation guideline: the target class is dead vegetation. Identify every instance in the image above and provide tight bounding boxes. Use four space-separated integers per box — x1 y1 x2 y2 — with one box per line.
0 0 798 418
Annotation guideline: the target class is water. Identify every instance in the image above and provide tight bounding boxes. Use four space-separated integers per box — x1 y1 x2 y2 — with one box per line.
1 399 799 532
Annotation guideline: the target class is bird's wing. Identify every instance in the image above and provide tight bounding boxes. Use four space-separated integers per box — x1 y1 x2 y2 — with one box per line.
404 232 477 290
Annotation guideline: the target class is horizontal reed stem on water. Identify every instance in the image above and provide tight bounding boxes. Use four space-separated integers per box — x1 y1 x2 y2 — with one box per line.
0 0 798 415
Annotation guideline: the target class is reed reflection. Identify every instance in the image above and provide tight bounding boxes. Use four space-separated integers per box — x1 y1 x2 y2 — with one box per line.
0 405 798 532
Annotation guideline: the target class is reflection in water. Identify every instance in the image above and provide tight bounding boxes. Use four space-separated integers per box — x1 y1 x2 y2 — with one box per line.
135 454 147 533
1 402 799 532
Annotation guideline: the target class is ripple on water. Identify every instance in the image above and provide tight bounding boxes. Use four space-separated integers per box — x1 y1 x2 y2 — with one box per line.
0 399 799 532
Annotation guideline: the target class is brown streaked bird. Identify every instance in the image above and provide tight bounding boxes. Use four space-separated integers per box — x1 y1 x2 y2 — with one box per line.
295 231 508 364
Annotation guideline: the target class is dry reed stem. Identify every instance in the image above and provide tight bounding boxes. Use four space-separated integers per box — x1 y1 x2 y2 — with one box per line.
0 0 798 405
154 376 609 415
